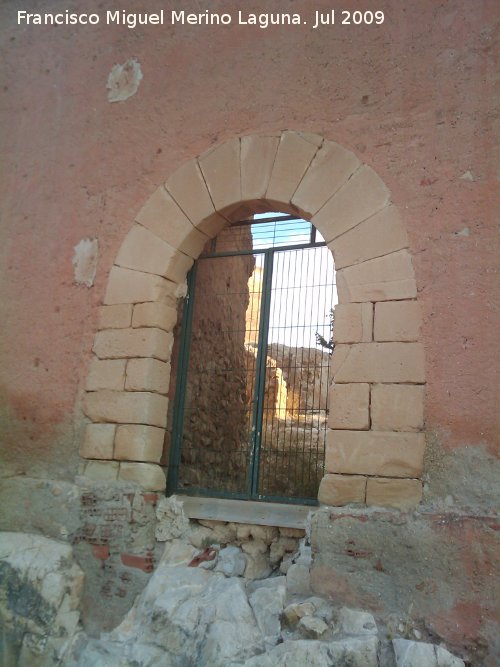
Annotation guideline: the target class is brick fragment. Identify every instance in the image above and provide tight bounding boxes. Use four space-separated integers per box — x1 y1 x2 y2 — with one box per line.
120 552 155 572
92 545 110 560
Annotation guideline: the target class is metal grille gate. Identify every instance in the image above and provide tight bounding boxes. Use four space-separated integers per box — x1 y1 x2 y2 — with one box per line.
167 216 336 504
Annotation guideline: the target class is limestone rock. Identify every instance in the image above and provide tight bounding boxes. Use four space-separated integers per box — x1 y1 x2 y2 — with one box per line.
232 636 379 667
339 607 378 636
244 550 272 580
0 532 83 666
215 546 247 577
155 495 190 541
282 601 315 626
298 615 329 638
249 584 286 647
104 556 264 665
286 561 311 595
393 638 465 667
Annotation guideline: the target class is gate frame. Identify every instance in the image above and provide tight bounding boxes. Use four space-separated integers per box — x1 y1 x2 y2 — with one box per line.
81 131 426 510
168 224 335 504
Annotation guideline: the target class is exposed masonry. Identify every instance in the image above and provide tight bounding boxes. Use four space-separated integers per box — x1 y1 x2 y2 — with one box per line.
81 131 426 509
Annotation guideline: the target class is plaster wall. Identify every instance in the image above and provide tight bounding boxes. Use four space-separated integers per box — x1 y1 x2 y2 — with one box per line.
0 0 498 662
1 0 497 483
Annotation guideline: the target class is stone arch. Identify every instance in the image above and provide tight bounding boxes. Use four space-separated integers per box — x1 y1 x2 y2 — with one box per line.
81 131 425 509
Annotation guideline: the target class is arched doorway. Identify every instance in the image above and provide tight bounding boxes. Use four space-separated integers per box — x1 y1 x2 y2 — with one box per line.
81 131 425 510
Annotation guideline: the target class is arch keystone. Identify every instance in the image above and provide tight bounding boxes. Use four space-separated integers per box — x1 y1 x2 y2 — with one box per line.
266 131 320 206
241 135 280 201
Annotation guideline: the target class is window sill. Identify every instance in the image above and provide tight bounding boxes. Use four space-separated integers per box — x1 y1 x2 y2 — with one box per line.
177 495 314 529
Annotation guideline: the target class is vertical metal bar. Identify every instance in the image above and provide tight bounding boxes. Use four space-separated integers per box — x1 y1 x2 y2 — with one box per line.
250 248 274 498
166 263 198 494
310 224 317 244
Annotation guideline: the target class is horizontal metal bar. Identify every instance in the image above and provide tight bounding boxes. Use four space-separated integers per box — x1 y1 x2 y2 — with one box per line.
200 241 327 259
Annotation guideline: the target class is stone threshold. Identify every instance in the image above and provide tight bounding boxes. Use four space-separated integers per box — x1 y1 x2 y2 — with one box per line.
178 495 314 528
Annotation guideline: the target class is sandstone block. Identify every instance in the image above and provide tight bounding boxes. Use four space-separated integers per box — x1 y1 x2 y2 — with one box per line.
126 358 171 394
198 138 241 212
266 131 318 204
241 135 279 200
104 266 180 305
330 205 408 269
371 384 424 431
312 165 390 243
119 462 166 490
297 131 324 147
116 224 193 283
84 460 119 481
135 186 209 259
98 304 132 329
83 390 168 428
86 357 126 391
328 383 370 429
336 250 417 303
132 302 178 331
374 300 422 342
80 423 116 460
318 474 367 505
93 327 173 361
165 158 227 237
331 342 425 383
366 477 422 509
292 141 360 217
333 303 373 343
114 424 165 463
325 430 425 477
